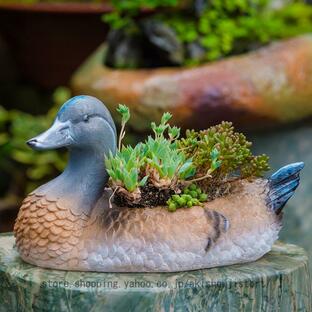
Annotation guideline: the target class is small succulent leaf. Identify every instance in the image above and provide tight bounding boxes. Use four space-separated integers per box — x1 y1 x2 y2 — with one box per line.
124 174 136 192
210 147 220 160
167 165 176 178
161 112 172 124
117 104 130 124
139 175 149 186
168 126 180 139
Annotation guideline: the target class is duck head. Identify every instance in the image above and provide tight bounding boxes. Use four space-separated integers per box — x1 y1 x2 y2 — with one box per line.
27 95 117 155
26 96 117 214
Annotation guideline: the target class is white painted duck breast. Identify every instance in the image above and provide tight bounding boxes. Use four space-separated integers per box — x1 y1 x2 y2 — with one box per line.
14 95 304 272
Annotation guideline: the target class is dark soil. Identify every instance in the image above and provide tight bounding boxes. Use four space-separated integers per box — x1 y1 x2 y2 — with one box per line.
113 180 240 208
113 183 176 208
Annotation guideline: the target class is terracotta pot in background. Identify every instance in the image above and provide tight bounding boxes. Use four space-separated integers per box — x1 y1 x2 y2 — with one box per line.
71 35 312 132
0 3 111 89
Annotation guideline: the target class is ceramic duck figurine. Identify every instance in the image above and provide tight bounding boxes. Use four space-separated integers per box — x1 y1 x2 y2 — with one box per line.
14 95 304 272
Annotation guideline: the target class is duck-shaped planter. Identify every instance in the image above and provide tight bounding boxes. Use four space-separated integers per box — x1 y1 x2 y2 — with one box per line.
14 96 304 272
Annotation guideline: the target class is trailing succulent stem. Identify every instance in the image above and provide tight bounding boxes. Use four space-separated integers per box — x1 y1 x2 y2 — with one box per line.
116 104 130 151
105 107 270 210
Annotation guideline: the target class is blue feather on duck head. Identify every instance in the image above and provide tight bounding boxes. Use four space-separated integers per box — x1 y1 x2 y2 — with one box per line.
27 95 117 155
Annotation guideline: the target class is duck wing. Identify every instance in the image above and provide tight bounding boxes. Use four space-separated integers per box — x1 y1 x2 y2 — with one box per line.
102 204 230 252
14 193 90 267
95 199 233 272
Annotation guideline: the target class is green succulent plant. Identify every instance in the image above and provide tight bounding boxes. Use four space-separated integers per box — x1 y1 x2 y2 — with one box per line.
105 105 196 196
167 183 208 212
143 136 195 186
143 113 194 187
178 121 270 194
105 144 148 193
106 106 269 209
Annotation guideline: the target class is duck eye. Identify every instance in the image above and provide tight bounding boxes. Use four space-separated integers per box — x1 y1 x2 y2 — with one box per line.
83 115 89 122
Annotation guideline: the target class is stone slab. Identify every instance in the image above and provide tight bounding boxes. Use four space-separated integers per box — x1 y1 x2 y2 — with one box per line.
0 233 311 312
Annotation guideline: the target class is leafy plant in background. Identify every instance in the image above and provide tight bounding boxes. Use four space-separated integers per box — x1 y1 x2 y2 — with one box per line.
164 0 312 64
0 0 103 4
0 106 12 195
103 0 179 29
104 0 312 68
0 87 69 195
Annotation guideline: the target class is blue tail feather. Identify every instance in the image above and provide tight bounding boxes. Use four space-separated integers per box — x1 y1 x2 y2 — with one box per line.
267 162 304 214
269 178 300 201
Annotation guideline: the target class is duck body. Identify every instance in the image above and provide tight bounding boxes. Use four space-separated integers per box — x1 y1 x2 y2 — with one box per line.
13 96 304 272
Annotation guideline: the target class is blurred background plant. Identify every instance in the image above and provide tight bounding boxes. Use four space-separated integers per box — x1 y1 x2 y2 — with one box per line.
104 0 312 68
0 0 103 3
0 87 69 216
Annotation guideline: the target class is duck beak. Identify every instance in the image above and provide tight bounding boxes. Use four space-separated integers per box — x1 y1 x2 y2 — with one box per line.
26 119 73 151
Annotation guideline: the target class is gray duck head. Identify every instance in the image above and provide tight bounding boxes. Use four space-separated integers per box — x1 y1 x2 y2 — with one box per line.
26 96 117 214
27 95 117 155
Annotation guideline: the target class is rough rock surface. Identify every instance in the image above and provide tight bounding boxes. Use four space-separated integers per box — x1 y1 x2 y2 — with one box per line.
71 35 312 131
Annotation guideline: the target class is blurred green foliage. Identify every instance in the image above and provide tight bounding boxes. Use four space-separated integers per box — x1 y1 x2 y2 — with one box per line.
164 0 312 64
0 0 103 3
104 0 312 67
103 0 178 29
0 87 69 194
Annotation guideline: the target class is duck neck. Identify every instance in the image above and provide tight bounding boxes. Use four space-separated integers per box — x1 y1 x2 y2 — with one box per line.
68 147 107 184
66 147 108 209
41 147 108 215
